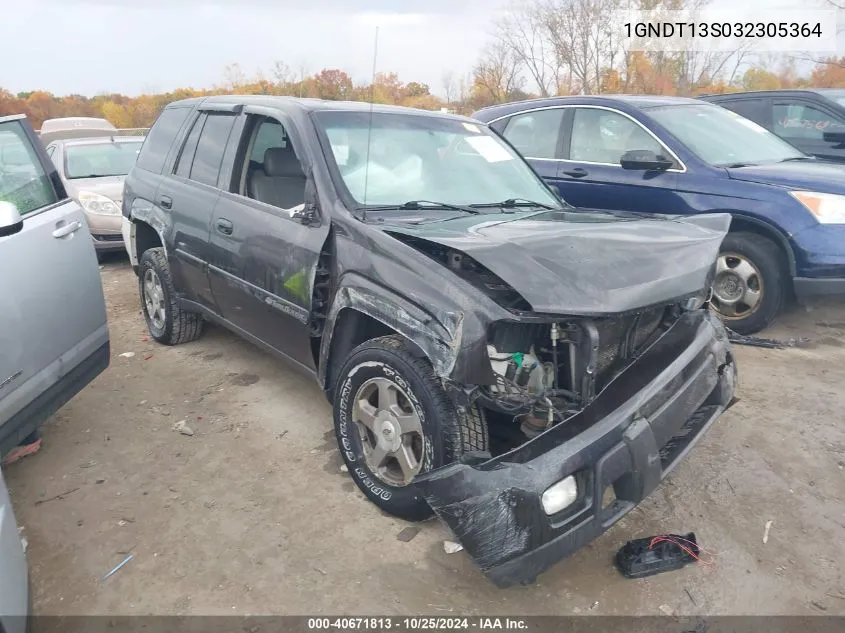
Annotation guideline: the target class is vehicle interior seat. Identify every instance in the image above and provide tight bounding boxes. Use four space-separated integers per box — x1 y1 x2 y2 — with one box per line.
248 147 306 209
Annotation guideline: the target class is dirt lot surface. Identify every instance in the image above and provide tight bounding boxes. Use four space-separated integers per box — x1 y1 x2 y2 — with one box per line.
5 256 845 616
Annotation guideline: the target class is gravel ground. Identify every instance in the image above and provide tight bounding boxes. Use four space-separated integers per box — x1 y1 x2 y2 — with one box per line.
5 256 845 616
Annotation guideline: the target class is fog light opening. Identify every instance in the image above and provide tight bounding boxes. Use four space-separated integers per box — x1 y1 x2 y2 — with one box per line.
541 475 578 515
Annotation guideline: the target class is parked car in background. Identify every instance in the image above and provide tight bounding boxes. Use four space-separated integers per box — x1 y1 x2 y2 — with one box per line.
0 465 27 633
474 96 845 334
1 114 110 468
38 116 117 144
0 113 110 628
122 96 736 587
44 136 144 257
701 89 845 163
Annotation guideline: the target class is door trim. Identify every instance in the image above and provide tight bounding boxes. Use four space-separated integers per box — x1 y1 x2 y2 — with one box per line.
206 264 311 325
487 104 687 173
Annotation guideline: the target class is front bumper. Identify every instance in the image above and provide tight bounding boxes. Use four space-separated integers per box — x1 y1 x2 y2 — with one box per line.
414 310 736 588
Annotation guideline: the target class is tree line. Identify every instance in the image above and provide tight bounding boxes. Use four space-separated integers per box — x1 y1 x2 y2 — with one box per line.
2 0 845 130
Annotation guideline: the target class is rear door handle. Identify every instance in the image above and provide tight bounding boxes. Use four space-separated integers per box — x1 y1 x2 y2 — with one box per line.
215 218 234 236
52 220 82 239
160 195 173 209
562 168 588 178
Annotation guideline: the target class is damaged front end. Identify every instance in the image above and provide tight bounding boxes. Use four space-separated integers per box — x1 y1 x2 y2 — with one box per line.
415 309 737 587
386 212 738 587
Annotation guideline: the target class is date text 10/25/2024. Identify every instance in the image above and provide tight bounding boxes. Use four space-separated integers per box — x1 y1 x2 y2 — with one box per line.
307 618 528 631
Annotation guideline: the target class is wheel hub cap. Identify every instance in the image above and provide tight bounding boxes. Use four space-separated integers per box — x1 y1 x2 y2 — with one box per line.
143 269 166 330
352 376 424 487
709 253 764 320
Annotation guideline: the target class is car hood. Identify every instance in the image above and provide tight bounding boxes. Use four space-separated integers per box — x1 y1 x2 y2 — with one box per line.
726 161 845 194
64 176 125 202
384 210 731 315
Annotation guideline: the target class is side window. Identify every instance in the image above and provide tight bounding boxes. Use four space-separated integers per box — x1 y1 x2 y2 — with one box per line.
174 113 206 178
502 109 564 159
723 99 770 128
773 102 845 140
0 120 58 216
136 107 191 174
189 113 236 187
237 116 306 211
570 108 665 165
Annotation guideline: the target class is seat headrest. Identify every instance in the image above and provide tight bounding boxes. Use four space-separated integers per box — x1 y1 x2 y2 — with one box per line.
264 147 304 178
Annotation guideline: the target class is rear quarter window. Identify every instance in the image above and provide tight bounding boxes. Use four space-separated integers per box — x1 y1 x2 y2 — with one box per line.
136 107 192 174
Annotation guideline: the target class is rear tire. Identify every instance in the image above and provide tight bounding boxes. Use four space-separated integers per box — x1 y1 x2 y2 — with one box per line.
710 232 786 335
333 335 488 521
139 247 204 345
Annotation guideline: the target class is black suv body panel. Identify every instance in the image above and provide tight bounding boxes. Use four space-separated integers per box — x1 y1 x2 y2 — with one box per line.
122 96 736 586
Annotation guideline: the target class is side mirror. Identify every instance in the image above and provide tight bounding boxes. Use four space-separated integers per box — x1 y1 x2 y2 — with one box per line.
822 130 845 145
620 149 674 171
0 201 23 238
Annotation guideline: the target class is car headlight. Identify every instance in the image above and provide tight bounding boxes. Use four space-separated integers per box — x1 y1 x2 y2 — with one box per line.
77 191 120 216
790 191 845 224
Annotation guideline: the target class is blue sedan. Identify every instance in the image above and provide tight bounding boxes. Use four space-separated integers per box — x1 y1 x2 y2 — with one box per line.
473 96 845 334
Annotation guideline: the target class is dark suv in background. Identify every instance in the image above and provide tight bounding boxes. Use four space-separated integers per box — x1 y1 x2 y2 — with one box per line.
122 96 736 587
701 89 845 163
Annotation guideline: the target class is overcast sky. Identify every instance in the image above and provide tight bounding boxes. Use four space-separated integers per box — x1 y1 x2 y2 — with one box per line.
5 0 838 98
6 0 510 97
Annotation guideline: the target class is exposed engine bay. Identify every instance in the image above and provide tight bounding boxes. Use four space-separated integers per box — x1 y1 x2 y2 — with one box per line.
387 228 717 446
480 305 680 441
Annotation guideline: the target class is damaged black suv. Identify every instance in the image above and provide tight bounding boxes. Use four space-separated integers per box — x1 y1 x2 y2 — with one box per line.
122 96 737 587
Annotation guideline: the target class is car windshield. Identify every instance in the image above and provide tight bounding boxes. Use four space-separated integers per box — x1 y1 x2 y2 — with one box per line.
64 140 143 179
313 111 561 209
648 104 804 166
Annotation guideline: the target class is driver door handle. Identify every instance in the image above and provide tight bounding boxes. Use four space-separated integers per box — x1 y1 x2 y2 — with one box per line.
52 220 82 239
215 218 234 236
562 168 588 178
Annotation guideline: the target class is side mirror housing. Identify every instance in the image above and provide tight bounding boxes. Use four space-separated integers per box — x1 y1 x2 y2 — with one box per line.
0 201 23 238
620 149 674 171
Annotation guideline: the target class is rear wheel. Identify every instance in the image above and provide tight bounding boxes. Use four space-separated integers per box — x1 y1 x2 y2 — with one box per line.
709 232 786 335
139 247 204 345
333 335 488 521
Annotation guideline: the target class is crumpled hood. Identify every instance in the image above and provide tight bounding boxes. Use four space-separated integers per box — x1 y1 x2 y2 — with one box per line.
727 161 845 194
386 211 731 314
64 176 125 203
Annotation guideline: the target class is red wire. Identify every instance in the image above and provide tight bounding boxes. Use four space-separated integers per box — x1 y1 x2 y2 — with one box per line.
648 535 715 566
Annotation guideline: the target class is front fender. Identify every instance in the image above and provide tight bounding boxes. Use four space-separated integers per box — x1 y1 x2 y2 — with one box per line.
318 273 464 387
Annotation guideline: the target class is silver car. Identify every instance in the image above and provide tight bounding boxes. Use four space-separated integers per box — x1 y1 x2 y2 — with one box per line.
1 114 110 625
0 466 27 633
44 136 144 257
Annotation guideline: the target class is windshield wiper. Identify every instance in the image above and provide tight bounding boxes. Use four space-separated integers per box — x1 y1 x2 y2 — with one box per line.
723 162 758 168
469 198 555 210
779 156 815 162
359 200 480 215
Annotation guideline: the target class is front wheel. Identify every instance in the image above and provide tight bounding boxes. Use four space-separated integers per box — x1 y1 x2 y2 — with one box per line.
333 335 488 521
709 232 786 335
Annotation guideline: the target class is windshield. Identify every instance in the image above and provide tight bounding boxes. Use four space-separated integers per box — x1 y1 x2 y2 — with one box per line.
64 140 143 179
313 111 561 208
648 104 804 166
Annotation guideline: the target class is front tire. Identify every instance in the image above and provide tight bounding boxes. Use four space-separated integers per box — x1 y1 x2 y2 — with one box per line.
709 232 786 336
138 247 204 345
333 335 488 521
